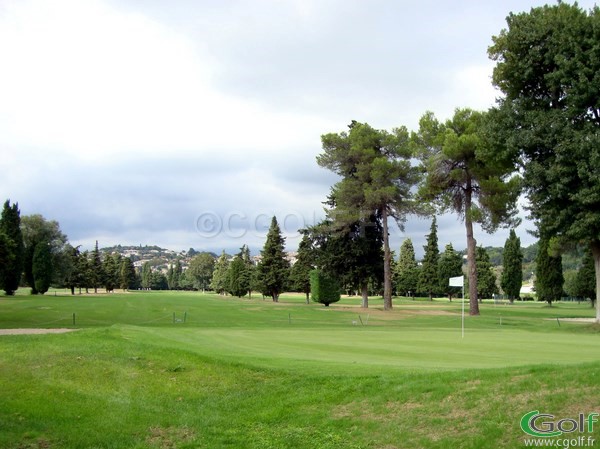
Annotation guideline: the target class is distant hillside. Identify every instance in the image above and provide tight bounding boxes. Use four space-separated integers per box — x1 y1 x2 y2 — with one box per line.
99 242 583 281
99 245 217 273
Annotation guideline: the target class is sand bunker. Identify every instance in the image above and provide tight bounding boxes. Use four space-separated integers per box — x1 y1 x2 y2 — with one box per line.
0 328 79 335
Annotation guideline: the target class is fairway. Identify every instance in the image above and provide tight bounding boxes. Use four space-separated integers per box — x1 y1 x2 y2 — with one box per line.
1 291 599 449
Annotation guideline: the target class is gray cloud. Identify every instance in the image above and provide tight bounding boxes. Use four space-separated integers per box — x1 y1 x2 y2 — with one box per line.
0 0 582 256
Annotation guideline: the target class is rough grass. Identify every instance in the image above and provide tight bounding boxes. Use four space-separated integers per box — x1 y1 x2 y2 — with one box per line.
0 290 599 448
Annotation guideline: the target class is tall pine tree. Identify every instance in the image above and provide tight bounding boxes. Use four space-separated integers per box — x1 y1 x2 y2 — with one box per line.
418 217 440 300
415 109 520 315
501 229 523 302
318 121 420 310
257 217 290 302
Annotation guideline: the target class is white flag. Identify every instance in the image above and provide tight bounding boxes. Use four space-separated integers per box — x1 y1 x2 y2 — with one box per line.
449 275 464 287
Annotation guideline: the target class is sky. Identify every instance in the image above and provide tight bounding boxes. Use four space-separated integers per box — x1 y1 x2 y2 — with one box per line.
1 0 596 257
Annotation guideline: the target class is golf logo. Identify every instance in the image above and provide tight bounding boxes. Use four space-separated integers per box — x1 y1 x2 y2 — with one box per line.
521 410 598 447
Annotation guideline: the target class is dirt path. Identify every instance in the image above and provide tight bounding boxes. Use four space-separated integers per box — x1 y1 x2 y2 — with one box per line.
0 328 79 335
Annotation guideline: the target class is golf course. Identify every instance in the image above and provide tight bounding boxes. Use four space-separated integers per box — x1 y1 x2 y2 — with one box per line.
0 290 598 448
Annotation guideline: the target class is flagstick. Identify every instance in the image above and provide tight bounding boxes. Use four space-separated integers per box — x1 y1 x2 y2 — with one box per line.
462 282 465 338
449 276 465 339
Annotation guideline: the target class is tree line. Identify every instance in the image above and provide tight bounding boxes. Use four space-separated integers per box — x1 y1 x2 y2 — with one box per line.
0 196 595 310
2 4 600 321
0 201 139 295
210 217 297 303
310 3 600 322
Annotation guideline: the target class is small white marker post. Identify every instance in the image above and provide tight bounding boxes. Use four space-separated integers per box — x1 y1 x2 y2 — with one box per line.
449 276 465 338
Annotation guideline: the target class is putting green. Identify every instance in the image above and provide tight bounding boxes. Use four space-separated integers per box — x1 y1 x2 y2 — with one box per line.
123 325 600 373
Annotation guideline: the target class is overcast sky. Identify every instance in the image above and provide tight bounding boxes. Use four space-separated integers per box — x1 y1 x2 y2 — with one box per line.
1 0 595 257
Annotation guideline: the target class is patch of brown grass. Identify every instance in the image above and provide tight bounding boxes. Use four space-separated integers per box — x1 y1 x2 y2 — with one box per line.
146 426 196 449
329 306 456 322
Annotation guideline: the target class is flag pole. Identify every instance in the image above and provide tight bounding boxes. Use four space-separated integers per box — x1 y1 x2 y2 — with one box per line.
462 281 465 339
449 275 465 339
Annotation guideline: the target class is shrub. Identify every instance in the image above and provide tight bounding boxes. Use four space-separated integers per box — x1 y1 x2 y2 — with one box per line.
310 269 341 307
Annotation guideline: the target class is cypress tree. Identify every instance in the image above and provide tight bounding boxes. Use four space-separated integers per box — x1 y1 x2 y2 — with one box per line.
536 238 564 305
438 243 463 301
575 250 596 307
226 255 248 298
103 253 121 292
239 245 255 298
80 250 91 293
501 229 523 302
0 200 24 295
290 233 315 304
418 217 440 300
475 246 499 300
257 216 290 302
167 265 175 290
395 239 419 298
174 260 183 289
0 231 14 293
64 245 83 295
32 241 52 294
210 251 229 295
90 241 104 293
141 262 152 289
119 256 138 290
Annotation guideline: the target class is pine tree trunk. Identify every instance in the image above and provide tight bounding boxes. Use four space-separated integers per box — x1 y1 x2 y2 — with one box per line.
361 282 369 308
464 185 480 316
305 291 309 304
591 240 600 323
382 207 393 310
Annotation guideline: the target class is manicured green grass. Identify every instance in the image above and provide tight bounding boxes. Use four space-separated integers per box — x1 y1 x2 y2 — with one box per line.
0 290 599 448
